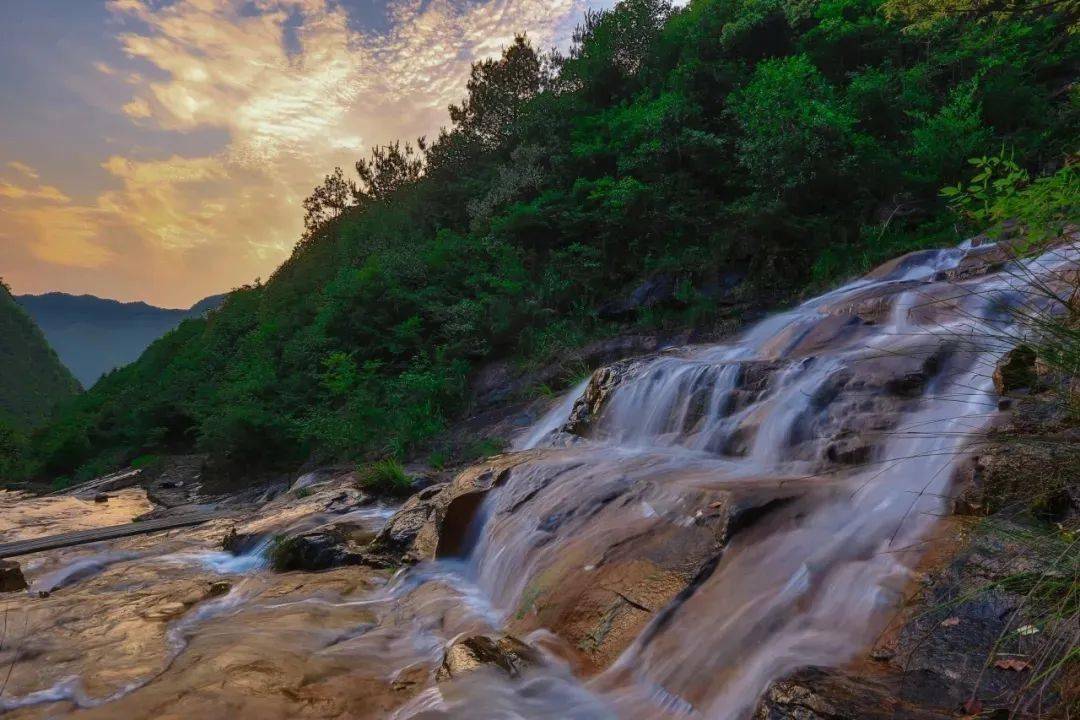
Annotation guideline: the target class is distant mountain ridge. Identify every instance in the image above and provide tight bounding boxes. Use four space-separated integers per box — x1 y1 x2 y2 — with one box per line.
16 292 226 388
0 283 81 428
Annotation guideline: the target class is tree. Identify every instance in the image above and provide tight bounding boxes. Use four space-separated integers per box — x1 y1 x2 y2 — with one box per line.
301 167 358 242
728 54 858 200
355 139 427 205
560 0 674 101
447 34 543 150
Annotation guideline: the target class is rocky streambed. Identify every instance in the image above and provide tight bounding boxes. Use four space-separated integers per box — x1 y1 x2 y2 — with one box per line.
0 238 1076 719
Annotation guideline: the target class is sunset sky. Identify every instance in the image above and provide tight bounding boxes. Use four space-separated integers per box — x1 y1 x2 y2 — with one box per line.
0 0 613 308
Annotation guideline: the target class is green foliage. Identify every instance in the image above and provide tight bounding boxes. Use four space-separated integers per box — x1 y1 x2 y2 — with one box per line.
464 437 508 462
130 454 161 470
910 80 994 186
728 54 858 197
50 476 75 492
268 535 303 572
943 156 1079 245
23 0 1078 485
0 282 81 429
356 458 414 497
0 419 26 482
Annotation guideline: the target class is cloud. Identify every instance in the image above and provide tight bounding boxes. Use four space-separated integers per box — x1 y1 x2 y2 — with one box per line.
4 0 606 305
108 0 595 164
0 163 70 203
7 161 40 180
122 97 152 118
98 154 231 250
21 207 117 269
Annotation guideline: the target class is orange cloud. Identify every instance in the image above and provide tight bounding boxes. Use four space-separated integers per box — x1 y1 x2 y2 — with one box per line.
7 161 40 180
122 97 152 118
0 163 70 203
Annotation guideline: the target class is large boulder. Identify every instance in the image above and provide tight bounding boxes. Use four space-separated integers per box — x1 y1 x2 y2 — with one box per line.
370 447 798 672
365 452 542 565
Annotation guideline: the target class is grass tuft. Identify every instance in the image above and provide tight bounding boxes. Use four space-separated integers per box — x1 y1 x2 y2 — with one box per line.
356 458 414 497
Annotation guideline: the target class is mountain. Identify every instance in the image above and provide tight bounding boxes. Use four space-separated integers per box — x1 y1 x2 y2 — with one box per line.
0 282 81 428
15 293 226 388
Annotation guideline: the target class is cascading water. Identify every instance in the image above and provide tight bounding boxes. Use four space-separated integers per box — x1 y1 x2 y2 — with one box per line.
1 240 1075 720
392 239 1078 719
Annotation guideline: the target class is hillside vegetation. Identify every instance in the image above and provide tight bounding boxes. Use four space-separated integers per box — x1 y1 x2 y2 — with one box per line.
0 281 80 477
21 0 1078 484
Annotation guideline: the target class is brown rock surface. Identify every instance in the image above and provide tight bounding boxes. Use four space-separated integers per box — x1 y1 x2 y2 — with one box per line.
436 634 539 682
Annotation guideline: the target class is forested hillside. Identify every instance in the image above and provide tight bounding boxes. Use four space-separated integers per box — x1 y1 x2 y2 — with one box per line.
21 0 1077 484
0 281 80 476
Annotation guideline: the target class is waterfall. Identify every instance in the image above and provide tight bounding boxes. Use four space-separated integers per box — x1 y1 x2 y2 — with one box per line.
400 239 1077 719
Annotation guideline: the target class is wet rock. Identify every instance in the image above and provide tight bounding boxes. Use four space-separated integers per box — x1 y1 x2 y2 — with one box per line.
290 467 343 491
993 345 1039 395
0 560 28 592
94 493 110 503
564 359 646 436
140 600 189 621
207 580 231 597
323 487 368 512
435 634 539 682
881 346 949 399
506 490 794 672
720 424 757 457
367 453 539 564
885 371 928 397
597 274 677 320
824 439 872 465
755 667 951 719
221 527 262 555
758 513 1073 719
270 529 365 572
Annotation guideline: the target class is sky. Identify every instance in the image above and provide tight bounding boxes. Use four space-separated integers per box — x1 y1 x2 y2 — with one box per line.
0 0 614 308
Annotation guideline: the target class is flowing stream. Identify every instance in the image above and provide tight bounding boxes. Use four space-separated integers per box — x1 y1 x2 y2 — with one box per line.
0 240 1075 719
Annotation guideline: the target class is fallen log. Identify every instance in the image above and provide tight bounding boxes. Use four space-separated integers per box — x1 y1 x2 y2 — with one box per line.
0 510 227 559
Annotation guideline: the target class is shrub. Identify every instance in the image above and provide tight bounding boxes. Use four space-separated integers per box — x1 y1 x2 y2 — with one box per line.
357 458 414 497
130 454 161 470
